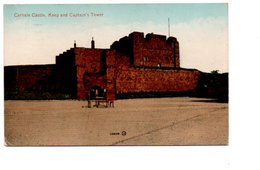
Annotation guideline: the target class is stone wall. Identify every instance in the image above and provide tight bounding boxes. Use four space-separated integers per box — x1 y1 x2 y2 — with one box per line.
74 48 106 99
55 48 77 96
4 64 58 99
105 50 116 101
111 32 180 68
116 67 200 94
4 32 207 100
111 53 200 96
131 32 180 68
71 46 200 100
4 65 55 91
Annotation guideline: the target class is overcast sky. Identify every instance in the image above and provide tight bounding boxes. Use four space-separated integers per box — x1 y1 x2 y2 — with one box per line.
4 4 228 73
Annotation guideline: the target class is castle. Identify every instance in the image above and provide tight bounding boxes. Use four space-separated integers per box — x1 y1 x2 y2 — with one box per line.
5 31 204 102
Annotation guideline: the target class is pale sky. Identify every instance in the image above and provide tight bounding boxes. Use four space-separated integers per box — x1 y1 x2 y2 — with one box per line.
4 4 228 73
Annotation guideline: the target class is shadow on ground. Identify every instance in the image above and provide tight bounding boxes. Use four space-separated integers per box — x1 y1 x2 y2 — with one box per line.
190 97 228 103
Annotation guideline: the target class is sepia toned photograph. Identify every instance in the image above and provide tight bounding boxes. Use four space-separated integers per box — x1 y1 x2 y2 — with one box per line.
4 4 228 146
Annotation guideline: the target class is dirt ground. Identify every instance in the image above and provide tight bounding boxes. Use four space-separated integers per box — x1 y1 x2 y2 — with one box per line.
4 97 228 146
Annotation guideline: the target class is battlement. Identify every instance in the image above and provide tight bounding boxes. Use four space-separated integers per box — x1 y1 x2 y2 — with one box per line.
111 31 180 68
145 33 166 40
5 31 194 101
129 31 177 43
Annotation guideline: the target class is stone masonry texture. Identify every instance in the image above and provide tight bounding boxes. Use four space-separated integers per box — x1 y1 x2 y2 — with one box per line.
4 31 204 100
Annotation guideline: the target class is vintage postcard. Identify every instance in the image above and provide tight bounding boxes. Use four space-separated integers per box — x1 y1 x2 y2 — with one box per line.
4 4 228 146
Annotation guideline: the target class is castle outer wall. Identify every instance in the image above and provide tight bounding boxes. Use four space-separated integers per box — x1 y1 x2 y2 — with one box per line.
4 31 203 100
116 67 200 94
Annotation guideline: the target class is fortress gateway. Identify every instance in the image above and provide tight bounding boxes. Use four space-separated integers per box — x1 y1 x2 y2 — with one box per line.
5 32 202 102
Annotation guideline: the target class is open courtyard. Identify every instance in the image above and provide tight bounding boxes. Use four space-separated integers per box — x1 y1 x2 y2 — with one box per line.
4 97 228 146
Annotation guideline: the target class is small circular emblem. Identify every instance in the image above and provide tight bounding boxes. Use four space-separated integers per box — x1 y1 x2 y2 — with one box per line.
121 131 127 136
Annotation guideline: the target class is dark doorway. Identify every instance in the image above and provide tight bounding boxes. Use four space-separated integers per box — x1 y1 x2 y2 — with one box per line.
89 85 106 100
